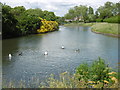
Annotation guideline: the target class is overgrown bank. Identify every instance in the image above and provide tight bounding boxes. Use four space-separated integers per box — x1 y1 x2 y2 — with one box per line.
3 58 119 88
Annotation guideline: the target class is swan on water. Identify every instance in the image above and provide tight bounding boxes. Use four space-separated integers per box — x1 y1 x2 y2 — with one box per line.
61 45 65 49
9 54 12 59
44 51 48 55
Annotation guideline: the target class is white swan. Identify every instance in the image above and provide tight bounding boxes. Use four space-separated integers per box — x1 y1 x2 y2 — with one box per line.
44 51 48 55
9 54 12 59
61 45 64 49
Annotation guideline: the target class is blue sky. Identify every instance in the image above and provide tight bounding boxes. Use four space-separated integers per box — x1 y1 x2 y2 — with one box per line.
0 0 119 16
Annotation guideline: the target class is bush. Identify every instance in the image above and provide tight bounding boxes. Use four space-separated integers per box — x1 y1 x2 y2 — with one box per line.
37 17 59 33
76 57 117 85
96 19 103 22
103 15 120 23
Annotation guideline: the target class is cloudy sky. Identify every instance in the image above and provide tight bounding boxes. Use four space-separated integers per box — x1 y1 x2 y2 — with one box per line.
0 0 119 16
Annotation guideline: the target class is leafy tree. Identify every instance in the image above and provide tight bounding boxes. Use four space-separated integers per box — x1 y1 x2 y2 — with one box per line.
88 6 94 14
10 6 26 18
97 1 117 19
17 12 41 35
24 8 44 17
95 11 99 19
56 16 65 25
64 5 88 22
2 4 21 39
43 10 56 21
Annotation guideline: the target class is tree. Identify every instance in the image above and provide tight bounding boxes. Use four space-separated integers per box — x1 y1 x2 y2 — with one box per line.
97 1 117 19
88 6 94 14
2 4 21 38
43 11 56 21
64 5 88 22
11 6 26 18
95 11 99 19
17 11 41 35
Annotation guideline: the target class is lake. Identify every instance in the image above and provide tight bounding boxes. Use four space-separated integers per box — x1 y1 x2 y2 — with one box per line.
2 26 119 87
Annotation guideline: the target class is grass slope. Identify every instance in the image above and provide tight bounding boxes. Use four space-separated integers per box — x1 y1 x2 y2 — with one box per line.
91 23 120 37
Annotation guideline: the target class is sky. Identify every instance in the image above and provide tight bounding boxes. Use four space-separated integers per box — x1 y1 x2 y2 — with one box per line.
0 0 119 16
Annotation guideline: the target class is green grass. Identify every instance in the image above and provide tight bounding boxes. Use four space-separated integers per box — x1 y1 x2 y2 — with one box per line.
91 23 119 35
63 22 95 27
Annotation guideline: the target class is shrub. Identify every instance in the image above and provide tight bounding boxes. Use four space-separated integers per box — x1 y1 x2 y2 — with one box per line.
76 57 112 84
103 15 120 23
96 19 103 22
37 17 59 33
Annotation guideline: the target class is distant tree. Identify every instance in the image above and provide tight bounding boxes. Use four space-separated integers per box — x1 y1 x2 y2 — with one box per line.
88 6 94 14
114 2 120 15
95 11 99 19
55 16 65 25
97 1 117 19
64 5 88 22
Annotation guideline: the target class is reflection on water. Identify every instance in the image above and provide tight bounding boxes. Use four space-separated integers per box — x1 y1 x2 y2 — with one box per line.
2 26 119 87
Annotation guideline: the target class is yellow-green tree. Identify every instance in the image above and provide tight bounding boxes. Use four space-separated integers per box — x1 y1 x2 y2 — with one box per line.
37 17 59 33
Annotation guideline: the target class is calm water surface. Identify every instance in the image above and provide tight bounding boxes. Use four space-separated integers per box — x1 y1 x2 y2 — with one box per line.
2 26 119 86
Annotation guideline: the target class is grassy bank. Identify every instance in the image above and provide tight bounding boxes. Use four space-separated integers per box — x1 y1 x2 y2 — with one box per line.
63 23 95 27
64 22 120 37
91 23 120 37
3 58 119 88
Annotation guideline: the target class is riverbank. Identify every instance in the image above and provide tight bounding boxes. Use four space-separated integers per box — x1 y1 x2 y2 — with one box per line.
64 23 120 37
91 23 120 37
64 22 94 27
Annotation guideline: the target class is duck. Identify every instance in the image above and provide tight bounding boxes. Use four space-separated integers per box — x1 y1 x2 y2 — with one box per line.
75 49 80 52
18 52 22 56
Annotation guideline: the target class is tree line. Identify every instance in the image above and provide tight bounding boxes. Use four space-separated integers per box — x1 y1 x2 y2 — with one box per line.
1 3 62 39
64 1 120 23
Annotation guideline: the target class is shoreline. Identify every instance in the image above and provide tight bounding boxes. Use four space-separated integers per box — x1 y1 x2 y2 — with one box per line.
91 29 120 38
63 22 120 38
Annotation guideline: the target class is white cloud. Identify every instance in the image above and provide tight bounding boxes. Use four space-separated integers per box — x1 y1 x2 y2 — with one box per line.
0 0 119 16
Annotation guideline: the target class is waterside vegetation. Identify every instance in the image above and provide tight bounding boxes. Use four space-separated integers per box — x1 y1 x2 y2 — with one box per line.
1 3 60 39
3 58 119 88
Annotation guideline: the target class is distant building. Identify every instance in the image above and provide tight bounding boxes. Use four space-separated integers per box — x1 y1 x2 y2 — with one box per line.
65 15 84 22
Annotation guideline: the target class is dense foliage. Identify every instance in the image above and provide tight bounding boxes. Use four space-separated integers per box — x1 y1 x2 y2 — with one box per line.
1 3 61 39
75 57 118 88
64 1 120 23
103 15 120 23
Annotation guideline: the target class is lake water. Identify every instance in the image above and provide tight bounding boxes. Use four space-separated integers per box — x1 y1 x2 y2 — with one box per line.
2 26 119 87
